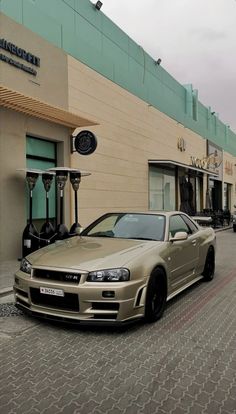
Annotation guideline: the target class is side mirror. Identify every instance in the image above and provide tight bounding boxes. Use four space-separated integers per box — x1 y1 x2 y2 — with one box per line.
169 231 188 242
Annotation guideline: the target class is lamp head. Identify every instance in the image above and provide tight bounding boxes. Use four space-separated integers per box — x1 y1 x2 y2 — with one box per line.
26 171 39 191
55 170 68 191
42 172 55 192
70 172 81 191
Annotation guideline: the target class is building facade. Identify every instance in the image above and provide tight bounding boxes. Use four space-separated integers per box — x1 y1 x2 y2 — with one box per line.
1 0 236 262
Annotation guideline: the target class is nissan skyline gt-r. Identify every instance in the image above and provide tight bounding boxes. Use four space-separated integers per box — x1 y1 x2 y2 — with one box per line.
14 211 216 325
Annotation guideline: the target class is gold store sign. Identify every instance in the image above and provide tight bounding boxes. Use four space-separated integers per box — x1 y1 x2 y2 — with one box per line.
190 151 222 171
177 137 186 152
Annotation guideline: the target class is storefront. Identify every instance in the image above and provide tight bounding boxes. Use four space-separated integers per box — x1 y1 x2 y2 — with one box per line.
0 13 97 261
149 160 217 215
1 3 236 264
206 141 223 211
223 155 234 211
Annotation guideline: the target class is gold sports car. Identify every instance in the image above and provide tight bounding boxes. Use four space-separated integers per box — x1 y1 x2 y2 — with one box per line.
14 211 216 325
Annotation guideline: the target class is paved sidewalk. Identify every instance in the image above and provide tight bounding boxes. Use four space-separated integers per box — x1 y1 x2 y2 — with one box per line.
0 228 236 414
0 260 18 293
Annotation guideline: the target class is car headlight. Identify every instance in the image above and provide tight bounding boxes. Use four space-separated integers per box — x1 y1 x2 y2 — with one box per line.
20 258 32 274
87 268 130 282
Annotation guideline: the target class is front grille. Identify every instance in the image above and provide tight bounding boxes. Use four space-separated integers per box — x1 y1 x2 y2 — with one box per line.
33 268 81 284
30 288 79 312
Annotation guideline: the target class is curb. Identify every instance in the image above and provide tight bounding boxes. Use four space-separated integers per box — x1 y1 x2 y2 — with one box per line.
0 287 14 297
214 225 232 232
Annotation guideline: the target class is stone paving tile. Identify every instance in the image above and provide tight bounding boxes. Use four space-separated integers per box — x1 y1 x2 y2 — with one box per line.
1 231 236 413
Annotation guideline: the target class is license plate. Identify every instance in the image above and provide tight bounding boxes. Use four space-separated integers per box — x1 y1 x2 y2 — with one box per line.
40 287 64 297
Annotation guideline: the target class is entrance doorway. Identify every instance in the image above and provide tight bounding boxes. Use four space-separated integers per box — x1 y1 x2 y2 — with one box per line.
209 179 222 211
26 136 57 230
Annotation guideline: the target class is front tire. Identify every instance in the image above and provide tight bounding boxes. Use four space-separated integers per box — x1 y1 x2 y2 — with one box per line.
144 268 167 323
202 247 215 281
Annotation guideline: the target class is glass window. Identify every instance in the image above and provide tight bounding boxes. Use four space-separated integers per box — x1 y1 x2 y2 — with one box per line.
149 166 175 211
169 214 191 237
26 137 56 221
82 213 166 241
181 214 198 233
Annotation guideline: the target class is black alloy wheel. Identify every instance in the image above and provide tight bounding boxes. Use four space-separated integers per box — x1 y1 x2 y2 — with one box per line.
145 268 167 323
202 248 215 281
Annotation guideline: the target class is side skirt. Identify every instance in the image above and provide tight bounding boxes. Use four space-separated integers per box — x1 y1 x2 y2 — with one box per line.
167 275 204 301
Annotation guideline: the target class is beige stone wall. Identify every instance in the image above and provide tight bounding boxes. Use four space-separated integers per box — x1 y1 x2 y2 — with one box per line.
0 14 72 261
67 56 207 227
0 13 68 109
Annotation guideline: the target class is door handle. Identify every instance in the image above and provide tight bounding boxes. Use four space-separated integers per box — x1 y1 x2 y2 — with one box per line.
191 239 197 246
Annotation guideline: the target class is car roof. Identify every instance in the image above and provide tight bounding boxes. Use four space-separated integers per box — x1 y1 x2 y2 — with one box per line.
103 211 183 217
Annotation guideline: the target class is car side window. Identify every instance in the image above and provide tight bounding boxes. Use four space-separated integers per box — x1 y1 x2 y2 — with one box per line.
181 215 198 234
169 215 191 237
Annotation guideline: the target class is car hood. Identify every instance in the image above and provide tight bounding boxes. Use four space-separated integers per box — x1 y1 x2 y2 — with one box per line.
27 236 162 271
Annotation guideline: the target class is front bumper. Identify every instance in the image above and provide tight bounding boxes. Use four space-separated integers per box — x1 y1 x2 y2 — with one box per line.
14 269 147 325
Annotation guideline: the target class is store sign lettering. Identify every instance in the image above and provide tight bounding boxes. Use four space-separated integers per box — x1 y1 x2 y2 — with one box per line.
191 156 209 169
177 137 186 152
190 151 222 172
0 38 40 76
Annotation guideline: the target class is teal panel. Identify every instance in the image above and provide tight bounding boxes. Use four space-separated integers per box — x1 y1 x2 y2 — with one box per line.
102 16 129 54
33 0 75 29
26 137 56 159
129 39 147 66
71 29 115 81
0 0 23 23
146 76 163 105
75 0 103 31
22 0 62 48
102 37 128 72
62 26 78 56
76 13 102 52
26 158 56 220
128 58 146 87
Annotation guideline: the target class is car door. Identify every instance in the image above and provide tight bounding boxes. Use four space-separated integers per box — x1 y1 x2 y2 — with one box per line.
167 214 200 292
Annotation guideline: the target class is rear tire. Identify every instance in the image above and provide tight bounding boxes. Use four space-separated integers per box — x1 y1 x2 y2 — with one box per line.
233 226 236 233
202 247 215 281
144 268 167 323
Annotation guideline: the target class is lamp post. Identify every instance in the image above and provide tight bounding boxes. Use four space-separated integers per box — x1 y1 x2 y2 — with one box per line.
40 172 55 246
69 170 91 235
48 168 70 240
19 169 41 257
70 171 81 235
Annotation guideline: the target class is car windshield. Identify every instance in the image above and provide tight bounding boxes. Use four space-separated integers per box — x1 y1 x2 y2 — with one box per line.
81 213 165 241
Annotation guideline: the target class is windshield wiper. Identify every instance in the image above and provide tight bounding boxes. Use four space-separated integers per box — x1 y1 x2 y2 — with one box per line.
86 232 113 238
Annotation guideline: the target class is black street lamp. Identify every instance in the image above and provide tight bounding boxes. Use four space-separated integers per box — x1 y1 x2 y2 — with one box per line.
48 168 70 241
69 170 91 235
18 169 41 257
40 172 56 246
